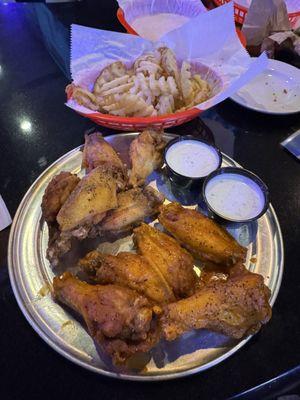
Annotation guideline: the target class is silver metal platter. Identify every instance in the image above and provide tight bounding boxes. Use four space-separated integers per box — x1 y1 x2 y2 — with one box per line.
8 132 284 381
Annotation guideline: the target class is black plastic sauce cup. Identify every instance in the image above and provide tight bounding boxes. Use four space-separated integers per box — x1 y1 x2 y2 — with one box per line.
164 136 222 189
202 167 270 223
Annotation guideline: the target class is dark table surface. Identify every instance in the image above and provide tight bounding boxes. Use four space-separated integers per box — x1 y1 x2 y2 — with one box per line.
1 2 300 400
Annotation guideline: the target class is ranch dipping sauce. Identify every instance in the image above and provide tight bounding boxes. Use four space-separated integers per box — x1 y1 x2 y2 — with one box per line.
166 140 221 178
205 173 266 221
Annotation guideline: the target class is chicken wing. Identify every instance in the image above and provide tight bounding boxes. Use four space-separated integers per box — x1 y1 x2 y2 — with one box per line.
161 271 272 341
46 224 73 267
99 186 164 235
159 202 247 266
41 172 80 223
53 272 161 364
57 166 117 234
79 251 175 304
133 224 197 298
129 130 166 187
82 132 127 190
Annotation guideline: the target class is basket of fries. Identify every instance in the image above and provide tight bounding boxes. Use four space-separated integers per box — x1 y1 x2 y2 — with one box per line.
66 4 268 131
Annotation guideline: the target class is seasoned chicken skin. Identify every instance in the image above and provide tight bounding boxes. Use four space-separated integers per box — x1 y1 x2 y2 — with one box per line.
159 202 247 266
53 272 161 364
41 172 80 223
99 186 164 234
129 130 166 187
46 225 73 267
134 224 197 298
82 132 127 190
161 271 272 341
79 251 175 304
57 166 117 233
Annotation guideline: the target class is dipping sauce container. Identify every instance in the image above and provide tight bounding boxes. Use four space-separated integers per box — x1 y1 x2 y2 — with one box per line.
164 137 222 188
203 167 269 223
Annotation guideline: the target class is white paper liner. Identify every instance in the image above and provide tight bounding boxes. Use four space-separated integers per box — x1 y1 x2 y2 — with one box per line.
0 195 12 231
67 3 268 115
117 0 206 24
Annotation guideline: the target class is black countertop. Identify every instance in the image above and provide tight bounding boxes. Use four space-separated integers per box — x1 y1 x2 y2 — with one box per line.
0 3 300 400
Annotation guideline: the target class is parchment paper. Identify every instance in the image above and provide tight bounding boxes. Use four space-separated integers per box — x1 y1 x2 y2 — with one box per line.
0 195 12 231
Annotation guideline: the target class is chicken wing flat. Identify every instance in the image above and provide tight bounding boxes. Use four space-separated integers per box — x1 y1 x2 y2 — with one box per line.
129 130 166 187
134 224 197 298
57 166 118 234
82 132 127 190
41 172 80 223
159 202 247 266
53 272 161 364
79 251 175 304
99 186 164 235
161 271 272 341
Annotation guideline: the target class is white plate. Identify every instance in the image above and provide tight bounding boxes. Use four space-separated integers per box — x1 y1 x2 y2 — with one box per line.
230 59 300 115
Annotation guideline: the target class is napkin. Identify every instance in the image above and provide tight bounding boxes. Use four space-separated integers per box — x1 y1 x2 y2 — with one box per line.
0 195 12 231
67 3 268 114
242 0 291 46
281 129 300 160
261 31 300 58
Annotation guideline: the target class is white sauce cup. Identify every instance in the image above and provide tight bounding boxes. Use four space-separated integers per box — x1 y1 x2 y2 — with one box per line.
202 167 269 223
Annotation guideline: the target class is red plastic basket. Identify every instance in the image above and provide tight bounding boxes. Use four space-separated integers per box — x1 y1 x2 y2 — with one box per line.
213 0 300 27
80 109 201 131
213 0 247 24
67 88 201 131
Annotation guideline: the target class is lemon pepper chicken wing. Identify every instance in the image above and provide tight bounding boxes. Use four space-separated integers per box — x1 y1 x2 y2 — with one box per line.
79 251 175 304
57 166 118 234
161 271 272 341
41 171 80 266
99 186 164 235
159 202 247 266
129 130 166 187
133 224 197 298
82 132 127 190
41 172 80 224
53 272 161 364
45 167 118 266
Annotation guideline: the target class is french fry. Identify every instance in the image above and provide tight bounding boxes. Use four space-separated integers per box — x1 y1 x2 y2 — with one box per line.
134 53 161 77
101 81 134 96
103 94 155 117
180 61 194 106
69 85 99 111
159 47 180 85
93 61 127 94
99 75 131 93
156 94 175 115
